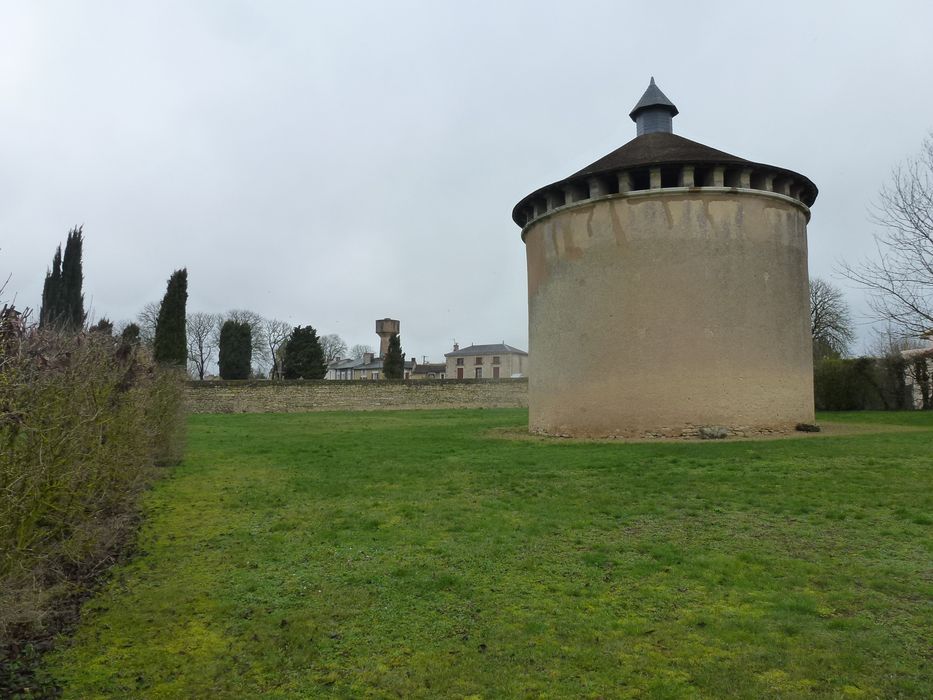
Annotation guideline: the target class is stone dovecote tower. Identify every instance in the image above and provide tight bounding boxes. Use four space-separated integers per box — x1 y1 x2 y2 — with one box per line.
512 78 818 437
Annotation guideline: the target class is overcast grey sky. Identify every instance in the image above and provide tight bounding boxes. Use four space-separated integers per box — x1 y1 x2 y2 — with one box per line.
3 1 932 361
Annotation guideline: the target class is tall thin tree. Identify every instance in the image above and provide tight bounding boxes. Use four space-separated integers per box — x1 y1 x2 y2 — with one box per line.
60 226 85 330
218 320 252 379
383 333 405 379
154 269 188 365
39 245 63 328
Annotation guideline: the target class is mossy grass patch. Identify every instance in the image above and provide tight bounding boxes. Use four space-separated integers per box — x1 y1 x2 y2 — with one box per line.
44 409 933 698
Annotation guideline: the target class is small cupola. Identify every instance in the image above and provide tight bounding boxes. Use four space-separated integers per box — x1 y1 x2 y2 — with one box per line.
629 77 679 136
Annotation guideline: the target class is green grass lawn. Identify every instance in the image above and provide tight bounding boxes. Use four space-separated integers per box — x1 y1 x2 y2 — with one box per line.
44 410 932 698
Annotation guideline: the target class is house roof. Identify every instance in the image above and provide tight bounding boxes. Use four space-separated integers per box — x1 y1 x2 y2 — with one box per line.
328 356 416 373
329 357 362 370
357 358 417 371
412 363 446 374
445 343 528 358
900 346 933 359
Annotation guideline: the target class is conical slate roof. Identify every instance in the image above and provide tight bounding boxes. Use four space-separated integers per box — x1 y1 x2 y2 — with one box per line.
629 77 678 119
511 130 818 225
571 132 749 179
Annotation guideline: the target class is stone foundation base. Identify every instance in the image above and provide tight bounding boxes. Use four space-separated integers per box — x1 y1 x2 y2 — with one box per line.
530 422 800 440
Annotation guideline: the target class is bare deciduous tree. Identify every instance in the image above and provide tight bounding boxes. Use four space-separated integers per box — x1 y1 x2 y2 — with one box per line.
867 324 926 358
136 301 161 348
187 311 221 380
320 333 348 363
810 277 854 360
840 134 933 337
262 318 292 380
348 343 373 360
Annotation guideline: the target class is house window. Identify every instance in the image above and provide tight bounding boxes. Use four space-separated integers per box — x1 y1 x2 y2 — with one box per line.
492 356 500 365
456 358 464 366
475 357 483 365
372 371 379 380
404 371 410 379
475 367 482 378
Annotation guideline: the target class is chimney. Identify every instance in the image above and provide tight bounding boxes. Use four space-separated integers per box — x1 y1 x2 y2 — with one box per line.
453 342 459 352
363 352 374 364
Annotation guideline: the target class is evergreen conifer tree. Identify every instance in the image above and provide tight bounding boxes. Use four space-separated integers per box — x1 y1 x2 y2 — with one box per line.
121 323 141 345
60 226 85 330
39 226 86 330
90 318 113 335
153 269 188 365
218 320 252 379
282 325 326 379
383 333 405 379
39 245 63 328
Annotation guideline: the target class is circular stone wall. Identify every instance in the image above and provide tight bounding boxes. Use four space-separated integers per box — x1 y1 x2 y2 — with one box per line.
523 189 814 437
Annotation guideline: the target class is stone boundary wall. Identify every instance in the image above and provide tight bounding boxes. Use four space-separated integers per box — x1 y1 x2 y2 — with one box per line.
185 378 529 414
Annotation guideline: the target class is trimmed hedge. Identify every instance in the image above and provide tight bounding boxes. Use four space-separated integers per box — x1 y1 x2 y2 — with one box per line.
813 357 913 411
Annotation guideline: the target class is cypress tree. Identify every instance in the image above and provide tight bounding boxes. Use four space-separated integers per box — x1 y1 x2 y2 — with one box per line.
153 269 188 365
60 226 85 330
282 325 326 379
218 320 252 379
39 245 63 328
383 333 405 379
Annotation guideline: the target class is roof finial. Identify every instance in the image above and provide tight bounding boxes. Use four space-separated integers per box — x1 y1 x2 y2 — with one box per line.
630 77 678 136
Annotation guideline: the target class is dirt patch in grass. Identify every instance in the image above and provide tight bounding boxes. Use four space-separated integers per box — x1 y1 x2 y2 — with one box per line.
487 419 928 444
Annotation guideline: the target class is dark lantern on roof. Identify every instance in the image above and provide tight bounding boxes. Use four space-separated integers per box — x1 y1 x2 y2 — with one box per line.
629 77 679 136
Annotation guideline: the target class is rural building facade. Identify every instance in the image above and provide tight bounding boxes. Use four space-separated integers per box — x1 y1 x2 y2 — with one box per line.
444 343 529 380
410 363 447 380
325 318 415 379
326 351 417 380
901 344 932 409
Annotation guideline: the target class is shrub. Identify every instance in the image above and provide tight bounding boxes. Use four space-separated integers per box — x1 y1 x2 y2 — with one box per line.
121 322 141 345
0 306 185 677
813 356 912 410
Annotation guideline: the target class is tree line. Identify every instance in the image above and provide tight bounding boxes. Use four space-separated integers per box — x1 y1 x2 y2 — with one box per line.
32 132 933 388
181 310 381 380
35 228 407 381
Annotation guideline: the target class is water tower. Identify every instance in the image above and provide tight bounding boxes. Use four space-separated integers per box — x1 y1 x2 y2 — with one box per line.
512 78 818 437
375 318 400 358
